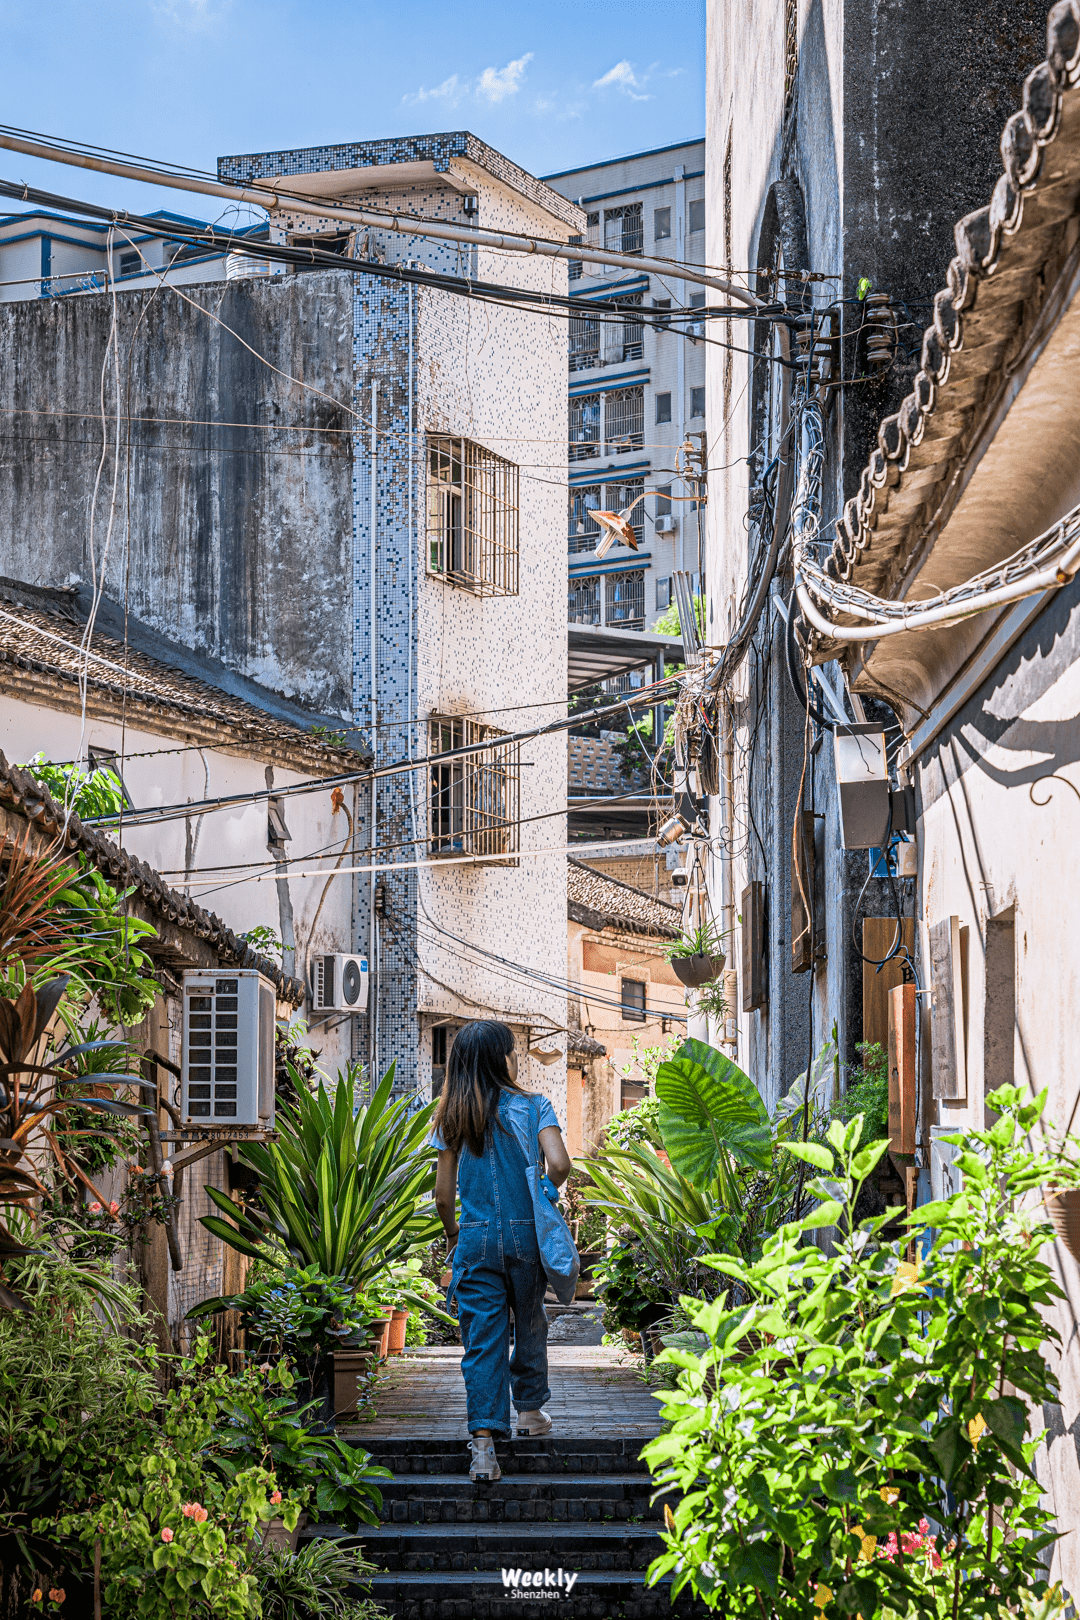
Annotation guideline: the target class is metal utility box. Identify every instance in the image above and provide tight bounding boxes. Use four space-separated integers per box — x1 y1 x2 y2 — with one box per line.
181 969 276 1128
833 724 890 849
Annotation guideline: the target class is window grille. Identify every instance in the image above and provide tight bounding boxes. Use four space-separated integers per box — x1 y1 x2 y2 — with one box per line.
569 394 601 462
569 485 602 553
427 436 519 596
605 569 645 631
568 574 601 625
615 295 644 362
429 715 520 863
605 478 645 546
604 203 643 256
604 387 644 454
586 211 600 247
569 309 600 371
568 233 583 281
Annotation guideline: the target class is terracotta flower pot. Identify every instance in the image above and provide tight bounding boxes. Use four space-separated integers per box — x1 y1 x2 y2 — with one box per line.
387 1309 409 1354
330 1348 375 1420
1045 1187 1080 1263
671 952 726 988
372 1313 392 1359
258 1511 308 1553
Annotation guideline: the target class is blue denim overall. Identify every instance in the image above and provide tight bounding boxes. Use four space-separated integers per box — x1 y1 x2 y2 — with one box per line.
447 1094 550 1436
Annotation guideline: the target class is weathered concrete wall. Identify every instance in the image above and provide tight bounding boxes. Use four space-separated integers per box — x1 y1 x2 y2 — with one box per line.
0 273 355 715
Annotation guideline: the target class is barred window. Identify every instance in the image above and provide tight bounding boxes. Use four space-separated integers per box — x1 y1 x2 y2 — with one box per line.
604 202 643 256
569 485 601 554
605 478 645 547
427 436 519 596
605 387 644 454
429 715 520 863
569 394 601 462
568 233 583 282
605 568 645 631
616 295 644 362
568 575 601 625
569 309 599 371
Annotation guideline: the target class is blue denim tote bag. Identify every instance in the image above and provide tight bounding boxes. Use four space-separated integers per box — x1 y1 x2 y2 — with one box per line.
508 1095 580 1305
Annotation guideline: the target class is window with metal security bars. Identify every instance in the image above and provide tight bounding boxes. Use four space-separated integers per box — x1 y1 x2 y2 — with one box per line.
604 203 643 256
569 310 600 371
429 716 520 863
569 485 602 553
614 295 644 362
569 394 601 462
605 478 645 546
427 436 519 596
605 569 645 631
568 574 601 625
568 234 583 281
605 387 644 454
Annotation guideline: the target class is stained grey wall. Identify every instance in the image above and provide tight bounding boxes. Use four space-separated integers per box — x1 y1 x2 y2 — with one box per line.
0 272 355 716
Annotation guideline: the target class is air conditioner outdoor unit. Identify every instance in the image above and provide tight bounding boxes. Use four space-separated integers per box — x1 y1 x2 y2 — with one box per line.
311 952 369 1013
654 515 677 534
181 969 276 1128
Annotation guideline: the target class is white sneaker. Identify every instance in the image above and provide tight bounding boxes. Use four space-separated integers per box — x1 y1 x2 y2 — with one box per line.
515 1408 552 1437
468 1438 501 1481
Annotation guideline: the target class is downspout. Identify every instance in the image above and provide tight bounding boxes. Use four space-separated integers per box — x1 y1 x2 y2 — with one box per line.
674 165 687 575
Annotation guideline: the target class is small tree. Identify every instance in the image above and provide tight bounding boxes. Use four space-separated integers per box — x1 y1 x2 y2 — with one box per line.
645 1085 1077 1618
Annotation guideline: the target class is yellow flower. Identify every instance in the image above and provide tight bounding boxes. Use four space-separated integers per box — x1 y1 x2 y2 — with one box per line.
814 1584 833 1613
880 1485 900 1505
890 1261 923 1296
967 1413 987 1447
664 1503 676 1533
851 1525 877 1562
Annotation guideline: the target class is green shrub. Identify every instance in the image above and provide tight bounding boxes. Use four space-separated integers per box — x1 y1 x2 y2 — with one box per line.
832 1041 889 1142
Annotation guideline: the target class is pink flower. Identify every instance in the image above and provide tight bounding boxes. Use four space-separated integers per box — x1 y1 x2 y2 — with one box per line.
108 1200 120 1216
89 1202 101 1214
270 1490 281 1505
918 1518 930 1535
181 1502 207 1522
160 1527 174 1543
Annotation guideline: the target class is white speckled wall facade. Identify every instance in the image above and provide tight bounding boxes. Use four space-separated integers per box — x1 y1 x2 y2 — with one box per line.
263 144 577 1126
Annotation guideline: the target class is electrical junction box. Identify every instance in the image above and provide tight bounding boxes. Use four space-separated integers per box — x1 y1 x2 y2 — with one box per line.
896 839 918 878
311 952 369 1013
181 970 276 1128
833 724 891 849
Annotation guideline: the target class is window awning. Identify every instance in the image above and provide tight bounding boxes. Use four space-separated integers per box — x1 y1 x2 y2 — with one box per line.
567 623 681 693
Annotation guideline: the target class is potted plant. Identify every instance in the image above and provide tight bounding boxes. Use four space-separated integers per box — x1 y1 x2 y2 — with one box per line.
667 920 728 987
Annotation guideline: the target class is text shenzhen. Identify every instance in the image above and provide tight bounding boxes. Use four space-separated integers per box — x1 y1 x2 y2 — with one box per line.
501 1568 580 1599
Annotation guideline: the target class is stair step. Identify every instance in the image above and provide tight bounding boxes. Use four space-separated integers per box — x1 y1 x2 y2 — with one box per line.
362 1569 712 1619
305 1520 664 1573
350 1435 653 1475
372 1472 674 1523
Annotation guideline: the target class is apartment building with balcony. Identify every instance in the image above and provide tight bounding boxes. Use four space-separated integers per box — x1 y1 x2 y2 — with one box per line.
543 139 707 637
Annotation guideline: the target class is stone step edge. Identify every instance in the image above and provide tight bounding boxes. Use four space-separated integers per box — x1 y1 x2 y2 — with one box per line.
306 1523 664 1541
365 1473 671 1487
366 1571 673 1587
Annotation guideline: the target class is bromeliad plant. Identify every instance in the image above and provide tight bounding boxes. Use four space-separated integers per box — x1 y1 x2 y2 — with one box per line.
201 1065 441 1299
645 1085 1080 1618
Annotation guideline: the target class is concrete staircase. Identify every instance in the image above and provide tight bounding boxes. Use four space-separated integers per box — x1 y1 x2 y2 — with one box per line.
305 1434 711 1619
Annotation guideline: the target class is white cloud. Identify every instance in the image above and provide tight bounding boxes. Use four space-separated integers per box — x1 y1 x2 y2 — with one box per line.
593 60 651 100
405 52 532 109
478 52 533 102
405 73 464 107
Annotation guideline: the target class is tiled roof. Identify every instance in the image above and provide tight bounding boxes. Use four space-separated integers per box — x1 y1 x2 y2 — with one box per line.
830 1 1080 604
568 734 647 795
0 750 304 1005
0 582 366 776
567 858 682 940
567 1028 607 1066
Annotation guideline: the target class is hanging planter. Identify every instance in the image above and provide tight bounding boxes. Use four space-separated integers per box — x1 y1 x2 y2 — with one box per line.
1045 1187 1080 1263
671 951 726 987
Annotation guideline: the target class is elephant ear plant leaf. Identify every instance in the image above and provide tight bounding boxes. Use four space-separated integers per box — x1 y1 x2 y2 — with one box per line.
655 1037 772 1187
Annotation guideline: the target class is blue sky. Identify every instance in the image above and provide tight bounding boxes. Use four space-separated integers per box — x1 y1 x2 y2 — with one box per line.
6 0 704 222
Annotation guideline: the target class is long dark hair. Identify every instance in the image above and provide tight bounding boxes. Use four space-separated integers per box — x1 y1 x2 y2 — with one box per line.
431 1020 524 1158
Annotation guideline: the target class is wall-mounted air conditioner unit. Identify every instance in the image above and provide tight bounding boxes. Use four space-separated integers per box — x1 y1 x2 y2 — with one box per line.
181 969 276 1128
311 953 369 1013
654 515 677 534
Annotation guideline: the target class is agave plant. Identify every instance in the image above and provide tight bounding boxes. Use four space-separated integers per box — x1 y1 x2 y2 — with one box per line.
0 976 155 1303
201 1065 441 1298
